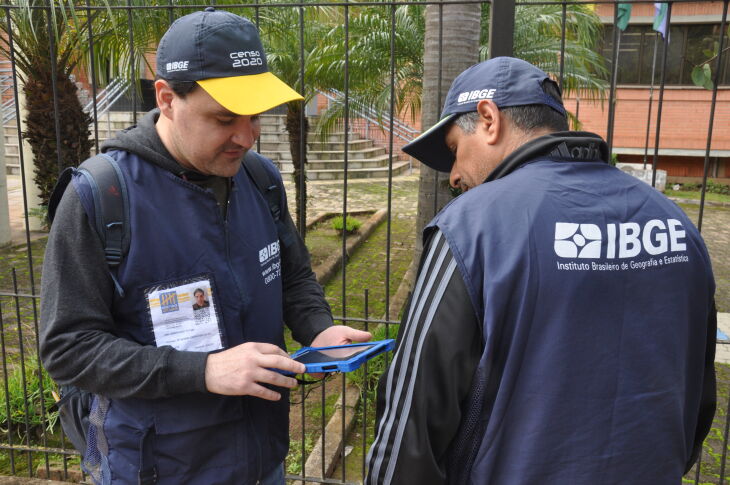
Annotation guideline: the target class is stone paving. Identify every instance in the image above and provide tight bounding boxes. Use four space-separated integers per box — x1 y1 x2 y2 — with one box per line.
281 172 420 219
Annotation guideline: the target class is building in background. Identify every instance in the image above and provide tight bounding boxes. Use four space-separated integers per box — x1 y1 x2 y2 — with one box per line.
566 2 729 184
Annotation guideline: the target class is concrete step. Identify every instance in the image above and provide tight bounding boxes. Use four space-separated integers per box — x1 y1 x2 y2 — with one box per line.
4 143 18 155
258 131 360 144
308 146 387 160
282 160 411 181
306 155 392 171
257 138 373 153
260 145 388 162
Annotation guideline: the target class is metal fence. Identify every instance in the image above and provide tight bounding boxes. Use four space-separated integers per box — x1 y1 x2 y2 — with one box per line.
0 0 727 484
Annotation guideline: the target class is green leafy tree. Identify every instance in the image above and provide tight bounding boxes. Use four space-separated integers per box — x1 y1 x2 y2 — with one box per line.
311 4 425 134
690 24 730 90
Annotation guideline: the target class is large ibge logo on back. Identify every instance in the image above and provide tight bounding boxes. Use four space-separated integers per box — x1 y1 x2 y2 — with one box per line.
554 219 686 259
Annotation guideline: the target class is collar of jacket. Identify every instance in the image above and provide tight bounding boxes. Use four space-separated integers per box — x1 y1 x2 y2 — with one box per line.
484 131 609 183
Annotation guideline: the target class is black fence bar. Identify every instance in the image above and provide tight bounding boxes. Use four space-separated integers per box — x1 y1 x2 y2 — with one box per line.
361 289 369 479
606 2 620 159
489 0 515 58
384 3 397 323
642 33 659 169
12 270 32 476
298 6 306 236
432 1 444 219
0 298 15 475
341 2 350 330
558 2 567 90
86 0 100 154
127 0 137 125
698 0 729 232
651 3 672 188
46 1 64 178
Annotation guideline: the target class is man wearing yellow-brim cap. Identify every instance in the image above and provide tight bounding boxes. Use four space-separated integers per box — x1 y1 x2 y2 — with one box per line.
40 7 371 485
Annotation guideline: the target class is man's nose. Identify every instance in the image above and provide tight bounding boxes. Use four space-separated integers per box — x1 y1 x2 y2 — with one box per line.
232 117 256 148
449 170 461 189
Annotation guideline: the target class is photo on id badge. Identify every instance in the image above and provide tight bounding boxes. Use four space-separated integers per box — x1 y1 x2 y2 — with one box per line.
144 274 224 352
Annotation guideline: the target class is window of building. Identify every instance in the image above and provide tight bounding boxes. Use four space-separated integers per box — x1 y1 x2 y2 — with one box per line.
602 23 730 86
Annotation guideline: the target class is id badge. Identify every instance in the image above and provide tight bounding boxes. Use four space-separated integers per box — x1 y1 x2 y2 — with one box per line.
145 274 224 352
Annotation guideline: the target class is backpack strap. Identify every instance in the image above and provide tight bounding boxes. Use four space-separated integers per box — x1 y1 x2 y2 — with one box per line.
242 151 296 248
48 154 130 297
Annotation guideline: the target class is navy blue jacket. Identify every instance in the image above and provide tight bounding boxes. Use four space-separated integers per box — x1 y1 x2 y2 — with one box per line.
367 132 716 485
40 109 333 484
72 150 289 483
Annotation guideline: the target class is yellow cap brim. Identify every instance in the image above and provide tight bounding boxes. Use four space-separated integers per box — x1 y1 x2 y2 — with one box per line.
197 72 304 115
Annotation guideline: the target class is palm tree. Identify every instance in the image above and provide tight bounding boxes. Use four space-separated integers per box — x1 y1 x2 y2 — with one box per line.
0 0 172 206
311 4 425 136
0 0 95 205
415 1 482 257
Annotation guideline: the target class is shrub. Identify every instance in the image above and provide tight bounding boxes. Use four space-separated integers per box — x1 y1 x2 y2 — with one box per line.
676 180 730 195
0 355 58 439
331 216 362 234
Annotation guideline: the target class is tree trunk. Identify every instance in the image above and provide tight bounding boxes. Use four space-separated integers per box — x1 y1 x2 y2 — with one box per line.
415 1 481 260
285 101 308 234
22 60 92 206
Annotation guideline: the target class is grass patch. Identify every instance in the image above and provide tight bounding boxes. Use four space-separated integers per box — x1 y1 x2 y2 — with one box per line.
324 215 415 323
686 362 730 482
331 215 363 234
666 190 730 204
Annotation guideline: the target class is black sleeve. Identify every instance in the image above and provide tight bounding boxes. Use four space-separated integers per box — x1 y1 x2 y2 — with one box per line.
278 188 334 346
39 187 208 399
366 230 481 485
685 299 718 474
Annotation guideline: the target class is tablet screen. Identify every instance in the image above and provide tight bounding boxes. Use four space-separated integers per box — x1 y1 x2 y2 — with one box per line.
294 344 374 364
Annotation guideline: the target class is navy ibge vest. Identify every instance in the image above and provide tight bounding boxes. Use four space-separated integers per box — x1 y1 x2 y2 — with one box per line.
428 158 714 484
72 150 289 484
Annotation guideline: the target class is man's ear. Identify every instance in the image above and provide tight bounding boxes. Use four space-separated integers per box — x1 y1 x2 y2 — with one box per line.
476 99 501 145
155 79 175 120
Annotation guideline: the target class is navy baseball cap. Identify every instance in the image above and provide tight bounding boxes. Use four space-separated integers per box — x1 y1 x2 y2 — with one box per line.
156 7 302 115
403 57 566 172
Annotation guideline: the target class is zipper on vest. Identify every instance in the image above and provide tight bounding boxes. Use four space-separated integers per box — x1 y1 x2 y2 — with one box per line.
219 183 246 304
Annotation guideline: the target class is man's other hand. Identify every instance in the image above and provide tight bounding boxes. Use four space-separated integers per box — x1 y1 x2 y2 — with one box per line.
307 326 373 378
310 325 373 348
205 342 305 400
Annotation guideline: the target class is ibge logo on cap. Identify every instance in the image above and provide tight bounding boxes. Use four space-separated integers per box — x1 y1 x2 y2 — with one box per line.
457 89 496 105
166 60 189 73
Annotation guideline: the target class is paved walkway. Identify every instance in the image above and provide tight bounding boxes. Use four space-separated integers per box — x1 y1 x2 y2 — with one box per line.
5 175 42 246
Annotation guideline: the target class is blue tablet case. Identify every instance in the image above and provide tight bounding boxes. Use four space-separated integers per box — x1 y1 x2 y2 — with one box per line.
290 339 395 373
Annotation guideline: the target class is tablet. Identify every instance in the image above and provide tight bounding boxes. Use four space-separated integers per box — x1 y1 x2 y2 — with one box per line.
290 339 395 373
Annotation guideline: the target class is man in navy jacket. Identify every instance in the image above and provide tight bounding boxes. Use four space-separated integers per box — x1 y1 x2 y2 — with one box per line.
366 57 716 485
40 8 370 485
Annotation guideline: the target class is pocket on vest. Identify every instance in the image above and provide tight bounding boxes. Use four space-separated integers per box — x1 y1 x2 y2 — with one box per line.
152 394 247 480
152 393 244 434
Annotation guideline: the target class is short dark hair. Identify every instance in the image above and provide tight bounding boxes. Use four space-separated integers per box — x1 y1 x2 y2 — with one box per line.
193 288 205 297
155 75 198 98
501 80 568 133
454 80 568 135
